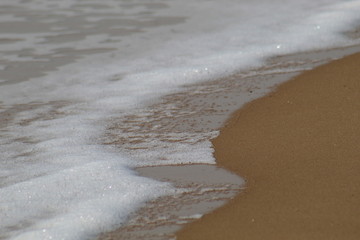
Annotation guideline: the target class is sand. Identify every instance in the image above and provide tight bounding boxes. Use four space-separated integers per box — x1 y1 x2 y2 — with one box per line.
176 53 360 240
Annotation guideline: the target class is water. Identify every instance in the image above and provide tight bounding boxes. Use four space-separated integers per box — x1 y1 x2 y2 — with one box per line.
0 0 360 239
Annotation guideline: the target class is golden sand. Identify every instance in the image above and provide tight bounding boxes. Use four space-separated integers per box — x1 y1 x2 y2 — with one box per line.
177 53 360 240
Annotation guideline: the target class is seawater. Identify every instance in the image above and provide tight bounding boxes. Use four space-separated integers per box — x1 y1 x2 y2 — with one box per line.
0 0 360 239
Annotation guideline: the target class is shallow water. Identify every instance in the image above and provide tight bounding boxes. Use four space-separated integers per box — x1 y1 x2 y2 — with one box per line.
1 0 360 239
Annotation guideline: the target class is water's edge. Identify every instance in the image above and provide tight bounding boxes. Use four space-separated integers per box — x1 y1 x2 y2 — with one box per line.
98 43 360 240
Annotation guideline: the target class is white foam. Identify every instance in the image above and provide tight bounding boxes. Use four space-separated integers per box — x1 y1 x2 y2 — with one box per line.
1 0 360 239
0 112 173 239
2 161 171 240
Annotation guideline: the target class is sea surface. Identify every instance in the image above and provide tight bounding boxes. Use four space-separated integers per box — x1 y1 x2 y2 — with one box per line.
1 0 360 239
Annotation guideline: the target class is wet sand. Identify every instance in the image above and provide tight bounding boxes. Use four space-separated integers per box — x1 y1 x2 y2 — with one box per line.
176 53 360 240
98 165 244 240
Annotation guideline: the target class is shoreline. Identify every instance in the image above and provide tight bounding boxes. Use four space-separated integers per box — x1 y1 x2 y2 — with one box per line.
98 45 360 240
2 2 360 239
176 52 360 239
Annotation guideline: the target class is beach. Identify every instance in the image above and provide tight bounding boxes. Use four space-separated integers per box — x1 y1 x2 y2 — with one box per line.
2 1 360 239
176 52 360 239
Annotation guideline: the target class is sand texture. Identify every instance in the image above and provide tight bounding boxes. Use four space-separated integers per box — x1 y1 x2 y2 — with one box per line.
176 53 360 240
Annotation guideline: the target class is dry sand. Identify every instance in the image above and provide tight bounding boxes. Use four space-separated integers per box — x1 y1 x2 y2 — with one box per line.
176 53 360 240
